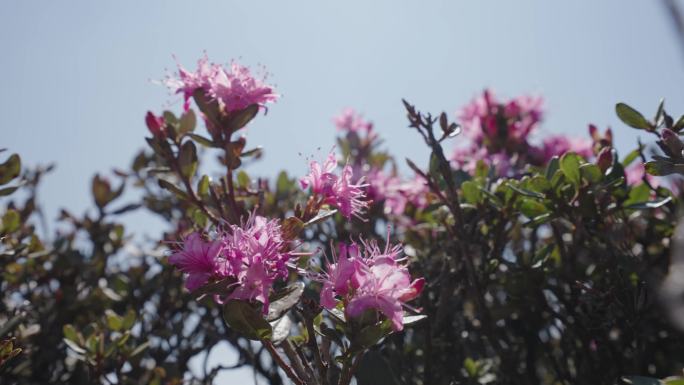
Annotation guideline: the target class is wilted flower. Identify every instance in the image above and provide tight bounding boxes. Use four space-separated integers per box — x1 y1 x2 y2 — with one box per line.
165 54 278 114
169 215 292 312
300 151 369 220
318 237 424 331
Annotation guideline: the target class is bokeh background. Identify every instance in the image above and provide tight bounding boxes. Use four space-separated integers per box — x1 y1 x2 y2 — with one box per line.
2 1 684 383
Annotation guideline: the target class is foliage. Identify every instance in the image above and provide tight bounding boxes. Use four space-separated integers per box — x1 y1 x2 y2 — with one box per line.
2 58 684 385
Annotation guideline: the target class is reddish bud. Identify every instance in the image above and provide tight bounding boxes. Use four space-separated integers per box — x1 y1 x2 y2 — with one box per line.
145 111 165 138
596 147 613 173
588 124 599 140
661 128 684 156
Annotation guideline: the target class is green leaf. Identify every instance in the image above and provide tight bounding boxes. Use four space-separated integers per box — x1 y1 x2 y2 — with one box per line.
673 115 684 132
158 179 189 200
560 152 582 186
63 324 79 343
519 199 548 218
461 181 482 204
186 133 216 148
227 104 259 131
105 310 123 331
625 196 672 210
178 141 198 179
197 175 210 197
620 376 662 385
121 310 136 330
92 174 113 209
2 210 20 233
644 160 681 176
270 315 293 345
545 156 560 180
528 175 551 193
0 185 18 196
129 341 149 357
464 357 479 378
305 209 337 226
354 319 393 350
63 338 86 355
508 183 545 199
622 149 641 167
579 164 602 183
402 315 427 326
266 282 305 322
178 109 197 134
0 154 21 185
237 170 250 189
616 103 652 130
222 300 272 341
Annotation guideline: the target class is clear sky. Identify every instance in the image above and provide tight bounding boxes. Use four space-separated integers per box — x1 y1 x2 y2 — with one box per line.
2 1 684 383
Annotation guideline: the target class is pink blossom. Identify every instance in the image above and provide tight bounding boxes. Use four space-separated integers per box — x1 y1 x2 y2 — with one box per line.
219 216 291 312
170 216 291 313
334 108 373 133
535 135 593 162
300 151 369 220
458 89 543 145
165 54 278 114
367 169 429 215
318 238 424 331
625 162 659 188
169 233 223 291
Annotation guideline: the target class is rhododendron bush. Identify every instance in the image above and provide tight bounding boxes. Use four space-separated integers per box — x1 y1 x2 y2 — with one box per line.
3 55 684 385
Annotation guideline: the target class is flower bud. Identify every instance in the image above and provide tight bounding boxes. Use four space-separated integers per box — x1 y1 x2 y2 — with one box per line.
145 111 166 138
596 147 613 173
661 128 684 157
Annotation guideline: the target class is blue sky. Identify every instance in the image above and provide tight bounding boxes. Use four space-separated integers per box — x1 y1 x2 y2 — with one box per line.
2 1 684 382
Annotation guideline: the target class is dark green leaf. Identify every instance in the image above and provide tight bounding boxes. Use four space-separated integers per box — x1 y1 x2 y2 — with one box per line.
178 109 197 134
616 103 652 130
560 152 582 186
222 300 272 341
266 282 305 322
0 154 21 185
178 141 198 179
227 104 259 131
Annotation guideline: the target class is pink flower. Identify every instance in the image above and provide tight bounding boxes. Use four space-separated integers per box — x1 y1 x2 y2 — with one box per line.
300 151 338 195
367 169 429 215
318 238 424 331
458 89 543 146
170 216 291 313
219 215 291 312
169 233 224 291
535 135 593 162
300 151 369 220
625 162 659 188
165 54 278 114
334 108 373 133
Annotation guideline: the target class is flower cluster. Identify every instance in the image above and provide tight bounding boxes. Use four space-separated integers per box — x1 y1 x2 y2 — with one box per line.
452 89 592 176
165 54 278 114
300 151 369 220
319 239 424 331
334 108 374 134
366 169 429 216
169 215 291 312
